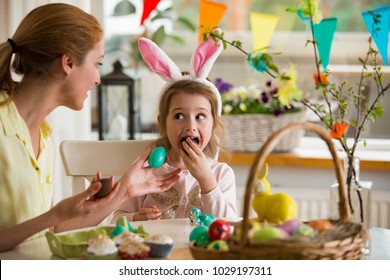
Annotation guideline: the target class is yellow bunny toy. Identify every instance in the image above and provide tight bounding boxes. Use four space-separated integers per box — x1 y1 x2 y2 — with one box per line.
251 164 297 224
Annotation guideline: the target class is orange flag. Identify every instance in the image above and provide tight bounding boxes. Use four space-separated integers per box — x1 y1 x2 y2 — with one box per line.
250 12 279 52
199 0 227 42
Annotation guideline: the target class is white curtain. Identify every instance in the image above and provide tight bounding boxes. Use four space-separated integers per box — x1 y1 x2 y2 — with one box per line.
0 0 93 203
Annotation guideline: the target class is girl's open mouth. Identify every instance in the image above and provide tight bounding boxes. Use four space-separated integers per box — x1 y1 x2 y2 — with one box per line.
181 136 200 145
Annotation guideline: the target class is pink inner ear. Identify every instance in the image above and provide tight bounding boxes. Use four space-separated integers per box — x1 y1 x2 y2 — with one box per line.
192 40 221 77
138 40 173 79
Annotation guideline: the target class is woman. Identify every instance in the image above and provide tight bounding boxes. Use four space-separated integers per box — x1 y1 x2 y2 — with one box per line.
0 3 180 252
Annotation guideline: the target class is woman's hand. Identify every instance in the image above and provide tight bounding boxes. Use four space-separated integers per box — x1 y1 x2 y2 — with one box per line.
119 148 181 199
180 138 217 193
134 205 161 221
51 172 121 221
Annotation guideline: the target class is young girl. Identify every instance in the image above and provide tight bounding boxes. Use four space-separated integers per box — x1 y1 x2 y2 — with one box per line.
113 31 238 221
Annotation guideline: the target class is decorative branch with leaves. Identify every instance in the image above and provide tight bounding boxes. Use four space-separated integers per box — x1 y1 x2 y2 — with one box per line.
204 0 390 222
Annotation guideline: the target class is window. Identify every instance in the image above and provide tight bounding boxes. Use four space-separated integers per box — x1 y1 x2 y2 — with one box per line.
93 0 390 140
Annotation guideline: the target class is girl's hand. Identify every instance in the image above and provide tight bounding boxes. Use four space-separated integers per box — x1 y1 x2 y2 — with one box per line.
119 148 181 199
180 138 217 193
134 205 161 221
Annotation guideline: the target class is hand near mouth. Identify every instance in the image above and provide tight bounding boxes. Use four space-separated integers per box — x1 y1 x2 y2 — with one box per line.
180 138 217 194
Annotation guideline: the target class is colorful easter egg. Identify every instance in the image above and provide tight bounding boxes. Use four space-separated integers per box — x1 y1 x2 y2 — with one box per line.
279 219 302 235
95 177 112 198
148 146 166 168
195 231 211 248
208 220 230 241
116 216 136 233
207 240 229 251
110 225 126 237
189 225 208 242
252 225 286 241
292 224 316 238
307 220 333 232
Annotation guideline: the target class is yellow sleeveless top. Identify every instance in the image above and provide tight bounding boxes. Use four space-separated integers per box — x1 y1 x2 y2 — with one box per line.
0 90 54 240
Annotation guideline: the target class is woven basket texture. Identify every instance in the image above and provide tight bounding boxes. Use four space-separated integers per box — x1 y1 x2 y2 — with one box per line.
222 110 306 152
190 122 367 260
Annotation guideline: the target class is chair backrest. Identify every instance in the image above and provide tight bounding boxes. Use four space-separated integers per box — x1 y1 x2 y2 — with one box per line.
60 139 154 195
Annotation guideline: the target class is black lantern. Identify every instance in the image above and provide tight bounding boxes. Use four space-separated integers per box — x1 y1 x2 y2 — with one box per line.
97 60 141 140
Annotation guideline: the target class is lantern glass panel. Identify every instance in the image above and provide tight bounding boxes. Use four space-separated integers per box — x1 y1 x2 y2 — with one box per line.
102 85 129 140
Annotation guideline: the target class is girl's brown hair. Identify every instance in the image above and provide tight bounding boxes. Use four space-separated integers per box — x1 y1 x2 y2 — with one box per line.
0 3 102 105
155 78 224 159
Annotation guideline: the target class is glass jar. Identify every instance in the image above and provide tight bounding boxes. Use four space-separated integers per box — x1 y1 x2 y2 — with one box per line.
330 157 372 254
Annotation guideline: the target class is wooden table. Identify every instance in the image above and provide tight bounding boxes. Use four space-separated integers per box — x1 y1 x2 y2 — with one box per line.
0 219 389 260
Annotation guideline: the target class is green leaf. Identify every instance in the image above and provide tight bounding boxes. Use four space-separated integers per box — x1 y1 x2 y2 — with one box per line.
163 33 184 44
177 16 197 31
151 26 167 45
374 102 385 117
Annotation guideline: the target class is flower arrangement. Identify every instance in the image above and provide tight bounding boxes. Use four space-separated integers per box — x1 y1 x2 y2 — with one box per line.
215 78 302 116
204 0 390 223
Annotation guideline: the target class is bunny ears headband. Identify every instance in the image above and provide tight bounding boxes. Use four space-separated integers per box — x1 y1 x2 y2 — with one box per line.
138 29 223 114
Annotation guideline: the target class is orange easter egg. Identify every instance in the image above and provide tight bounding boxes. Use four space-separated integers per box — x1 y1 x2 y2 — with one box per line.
307 220 332 232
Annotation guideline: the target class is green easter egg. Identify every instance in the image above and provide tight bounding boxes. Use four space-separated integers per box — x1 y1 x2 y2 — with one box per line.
207 240 229 251
110 225 126 237
148 146 166 168
195 231 211 248
189 225 208 242
253 226 285 241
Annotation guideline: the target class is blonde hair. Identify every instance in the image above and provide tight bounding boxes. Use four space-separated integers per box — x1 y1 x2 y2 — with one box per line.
0 3 102 105
155 78 224 159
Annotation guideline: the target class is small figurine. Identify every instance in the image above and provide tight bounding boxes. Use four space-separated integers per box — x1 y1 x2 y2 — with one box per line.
189 208 215 226
251 164 297 224
189 208 202 225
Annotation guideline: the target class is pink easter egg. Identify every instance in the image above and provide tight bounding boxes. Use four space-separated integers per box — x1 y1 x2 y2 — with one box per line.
279 219 301 235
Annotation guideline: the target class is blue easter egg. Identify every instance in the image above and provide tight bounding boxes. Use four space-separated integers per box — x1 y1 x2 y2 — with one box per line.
189 225 208 242
292 224 316 238
195 231 211 248
110 225 126 237
148 146 166 168
127 221 136 233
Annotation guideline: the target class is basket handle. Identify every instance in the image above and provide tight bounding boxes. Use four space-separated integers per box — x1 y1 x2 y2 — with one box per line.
239 121 351 247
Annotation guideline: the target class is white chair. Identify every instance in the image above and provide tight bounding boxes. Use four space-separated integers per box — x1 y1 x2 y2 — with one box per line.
60 139 154 195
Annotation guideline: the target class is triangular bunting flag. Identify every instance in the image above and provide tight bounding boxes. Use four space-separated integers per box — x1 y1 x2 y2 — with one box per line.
362 6 390 65
313 17 337 70
250 12 279 52
199 0 227 42
140 0 161 26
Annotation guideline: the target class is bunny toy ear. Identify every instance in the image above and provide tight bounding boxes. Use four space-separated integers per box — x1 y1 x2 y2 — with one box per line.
190 28 223 79
138 37 182 82
189 28 223 115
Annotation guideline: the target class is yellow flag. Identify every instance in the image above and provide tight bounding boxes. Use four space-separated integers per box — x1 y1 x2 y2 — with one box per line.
250 12 279 52
199 0 227 42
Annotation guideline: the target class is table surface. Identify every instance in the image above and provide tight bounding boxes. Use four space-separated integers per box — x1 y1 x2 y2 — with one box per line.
0 219 193 260
0 219 389 260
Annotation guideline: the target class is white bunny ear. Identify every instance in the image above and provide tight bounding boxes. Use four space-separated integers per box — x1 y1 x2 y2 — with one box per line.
138 37 182 81
190 28 223 79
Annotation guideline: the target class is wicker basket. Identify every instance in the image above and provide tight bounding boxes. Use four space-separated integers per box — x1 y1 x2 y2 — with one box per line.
225 121 367 260
222 110 306 152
